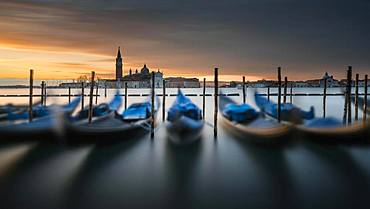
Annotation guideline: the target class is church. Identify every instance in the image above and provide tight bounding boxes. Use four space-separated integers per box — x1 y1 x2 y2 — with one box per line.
103 47 163 88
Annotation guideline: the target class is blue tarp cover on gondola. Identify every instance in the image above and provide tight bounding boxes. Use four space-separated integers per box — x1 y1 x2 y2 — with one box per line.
7 104 49 120
255 92 315 120
167 90 202 122
222 103 258 123
5 96 81 121
75 93 121 120
122 102 151 120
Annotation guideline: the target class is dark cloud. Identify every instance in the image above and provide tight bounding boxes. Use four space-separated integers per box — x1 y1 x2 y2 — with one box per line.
0 0 369 79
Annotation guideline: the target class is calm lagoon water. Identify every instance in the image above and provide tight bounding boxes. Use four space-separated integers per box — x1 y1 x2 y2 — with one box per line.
0 87 369 209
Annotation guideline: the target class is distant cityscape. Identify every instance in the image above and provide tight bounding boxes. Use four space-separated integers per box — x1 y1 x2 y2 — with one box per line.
59 47 201 89
0 47 369 89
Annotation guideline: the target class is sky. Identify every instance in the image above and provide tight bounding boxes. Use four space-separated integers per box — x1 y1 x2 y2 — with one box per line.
0 0 369 83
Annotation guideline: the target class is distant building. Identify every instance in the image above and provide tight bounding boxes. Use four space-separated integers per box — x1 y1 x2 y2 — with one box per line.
100 47 164 88
116 47 123 80
121 64 163 88
59 82 88 88
306 72 339 87
165 77 200 88
319 72 338 87
103 64 163 88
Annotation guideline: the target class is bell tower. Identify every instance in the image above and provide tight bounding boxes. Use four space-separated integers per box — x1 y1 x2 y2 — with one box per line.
116 47 123 80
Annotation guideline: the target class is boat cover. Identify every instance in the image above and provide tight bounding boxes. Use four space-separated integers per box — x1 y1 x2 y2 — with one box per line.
5 96 81 121
167 90 202 122
7 104 49 120
222 103 258 123
254 92 315 120
75 93 121 120
122 102 151 121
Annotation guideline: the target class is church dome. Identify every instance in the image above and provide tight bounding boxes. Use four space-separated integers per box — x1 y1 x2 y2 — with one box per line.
141 64 150 75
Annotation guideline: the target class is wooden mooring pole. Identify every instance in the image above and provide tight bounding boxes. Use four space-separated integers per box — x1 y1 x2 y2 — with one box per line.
290 83 293 103
124 82 128 110
277 67 282 123
343 87 348 124
203 78 206 120
40 81 45 106
364 75 368 122
88 71 95 124
323 77 327 118
29 69 34 122
347 66 352 124
68 87 71 104
283 76 288 103
162 79 166 121
95 81 99 105
354 74 359 121
43 82 47 106
242 76 246 104
81 82 85 111
104 84 107 98
151 72 155 138
267 86 270 101
214 68 219 138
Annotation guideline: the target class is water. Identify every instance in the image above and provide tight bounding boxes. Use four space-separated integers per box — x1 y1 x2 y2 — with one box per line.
0 88 369 209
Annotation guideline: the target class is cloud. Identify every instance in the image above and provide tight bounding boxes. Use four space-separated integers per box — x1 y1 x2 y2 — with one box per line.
0 0 369 80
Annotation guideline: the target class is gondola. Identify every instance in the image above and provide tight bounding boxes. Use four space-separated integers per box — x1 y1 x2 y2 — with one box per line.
166 90 204 145
255 93 367 142
71 91 122 122
0 100 43 121
295 117 367 142
0 97 81 141
254 92 314 124
219 94 291 143
63 93 159 142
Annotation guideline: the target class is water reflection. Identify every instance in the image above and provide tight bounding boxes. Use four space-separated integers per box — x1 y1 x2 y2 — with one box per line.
63 136 145 209
163 138 202 209
0 142 37 179
0 142 91 209
229 136 297 208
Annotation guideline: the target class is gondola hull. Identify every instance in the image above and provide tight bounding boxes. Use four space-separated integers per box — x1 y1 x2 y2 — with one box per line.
0 116 60 141
220 115 291 144
296 121 369 143
166 116 204 145
62 112 153 143
219 94 291 144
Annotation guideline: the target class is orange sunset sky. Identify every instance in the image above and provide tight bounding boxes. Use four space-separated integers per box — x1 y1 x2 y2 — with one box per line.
0 1 369 83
